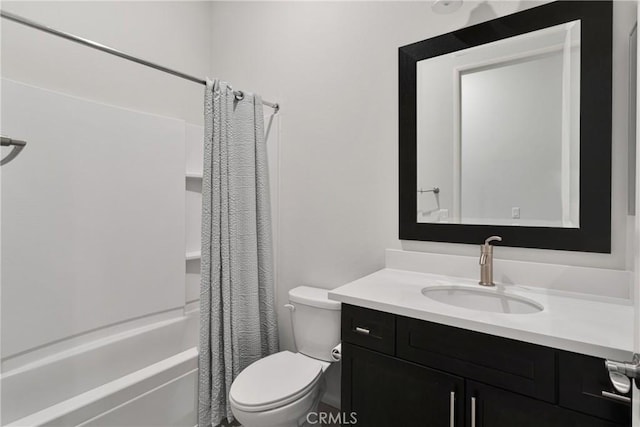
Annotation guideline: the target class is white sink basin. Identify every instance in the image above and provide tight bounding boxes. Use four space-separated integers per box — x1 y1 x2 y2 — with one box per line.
421 286 544 314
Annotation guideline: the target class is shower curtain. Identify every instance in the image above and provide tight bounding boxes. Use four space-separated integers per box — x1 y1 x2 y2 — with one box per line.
198 79 279 427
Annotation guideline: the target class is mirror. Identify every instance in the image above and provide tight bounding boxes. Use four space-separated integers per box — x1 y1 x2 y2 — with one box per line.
417 21 580 227
399 1 612 252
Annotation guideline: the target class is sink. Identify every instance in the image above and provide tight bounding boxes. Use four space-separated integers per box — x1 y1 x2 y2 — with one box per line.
421 286 544 314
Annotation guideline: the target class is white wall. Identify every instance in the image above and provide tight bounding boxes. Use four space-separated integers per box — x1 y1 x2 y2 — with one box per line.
0 0 211 366
208 0 636 358
0 1 212 125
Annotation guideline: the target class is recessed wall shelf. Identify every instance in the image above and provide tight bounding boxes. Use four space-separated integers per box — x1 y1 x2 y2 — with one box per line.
186 251 201 261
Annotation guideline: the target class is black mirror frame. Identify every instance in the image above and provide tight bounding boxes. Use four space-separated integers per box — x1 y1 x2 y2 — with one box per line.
399 1 613 253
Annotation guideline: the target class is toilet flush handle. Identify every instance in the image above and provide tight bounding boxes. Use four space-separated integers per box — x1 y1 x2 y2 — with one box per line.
284 304 295 312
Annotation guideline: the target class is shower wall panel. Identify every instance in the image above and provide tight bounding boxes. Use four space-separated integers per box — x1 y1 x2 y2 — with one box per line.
1 78 186 359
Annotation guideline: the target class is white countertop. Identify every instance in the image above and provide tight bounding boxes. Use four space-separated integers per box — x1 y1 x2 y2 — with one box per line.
328 268 634 361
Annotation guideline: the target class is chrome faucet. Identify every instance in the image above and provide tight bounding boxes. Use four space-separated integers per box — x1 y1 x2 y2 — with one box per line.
479 236 502 286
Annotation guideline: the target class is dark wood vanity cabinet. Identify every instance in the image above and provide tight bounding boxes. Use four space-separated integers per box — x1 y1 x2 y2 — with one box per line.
341 304 631 427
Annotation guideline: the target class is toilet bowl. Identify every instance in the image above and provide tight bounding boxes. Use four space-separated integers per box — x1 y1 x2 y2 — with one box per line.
229 286 341 427
229 351 330 427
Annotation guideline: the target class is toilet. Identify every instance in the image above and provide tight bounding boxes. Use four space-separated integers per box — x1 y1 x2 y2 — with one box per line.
229 286 341 427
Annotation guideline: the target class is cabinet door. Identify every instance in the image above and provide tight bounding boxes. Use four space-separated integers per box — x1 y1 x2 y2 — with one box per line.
342 342 464 427
467 381 626 427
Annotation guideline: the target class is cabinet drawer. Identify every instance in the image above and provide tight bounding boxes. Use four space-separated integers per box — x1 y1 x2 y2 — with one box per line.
397 316 556 402
559 351 631 425
341 304 395 355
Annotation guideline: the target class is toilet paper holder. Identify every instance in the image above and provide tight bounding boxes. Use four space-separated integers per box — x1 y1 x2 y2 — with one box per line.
331 343 342 362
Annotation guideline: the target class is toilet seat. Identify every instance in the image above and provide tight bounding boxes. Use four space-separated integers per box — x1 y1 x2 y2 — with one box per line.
229 351 324 412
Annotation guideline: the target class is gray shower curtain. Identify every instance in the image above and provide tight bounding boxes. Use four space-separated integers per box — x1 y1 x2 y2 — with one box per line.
198 79 279 427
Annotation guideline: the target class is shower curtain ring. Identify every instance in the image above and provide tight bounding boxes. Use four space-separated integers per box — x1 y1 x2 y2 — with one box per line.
234 91 244 101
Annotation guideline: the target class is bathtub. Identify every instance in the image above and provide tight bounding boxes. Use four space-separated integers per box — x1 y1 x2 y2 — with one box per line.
1 309 199 426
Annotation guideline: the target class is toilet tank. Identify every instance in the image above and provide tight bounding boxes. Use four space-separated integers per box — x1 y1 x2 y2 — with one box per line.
288 286 341 362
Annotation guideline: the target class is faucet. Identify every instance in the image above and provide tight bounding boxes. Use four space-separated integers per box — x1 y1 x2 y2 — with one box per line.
479 236 502 286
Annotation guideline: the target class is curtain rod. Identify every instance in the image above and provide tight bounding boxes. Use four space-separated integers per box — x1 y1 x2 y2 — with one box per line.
0 10 280 112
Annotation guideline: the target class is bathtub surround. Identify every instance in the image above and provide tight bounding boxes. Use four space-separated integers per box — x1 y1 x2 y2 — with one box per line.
2 314 199 426
199 79 279 427
1 3 210 424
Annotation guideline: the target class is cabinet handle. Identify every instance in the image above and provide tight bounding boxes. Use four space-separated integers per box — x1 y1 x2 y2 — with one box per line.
471 397 477 427
601 391 631 403
449 391 455 427
354 326 370 335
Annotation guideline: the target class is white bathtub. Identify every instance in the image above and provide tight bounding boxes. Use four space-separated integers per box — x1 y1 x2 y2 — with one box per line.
1 310 199 426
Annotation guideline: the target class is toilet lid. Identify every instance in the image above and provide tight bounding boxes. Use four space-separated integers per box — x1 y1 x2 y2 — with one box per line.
229 351 323 412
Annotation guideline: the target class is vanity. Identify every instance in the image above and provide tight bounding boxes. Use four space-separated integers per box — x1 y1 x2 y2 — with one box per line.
329 268 633 427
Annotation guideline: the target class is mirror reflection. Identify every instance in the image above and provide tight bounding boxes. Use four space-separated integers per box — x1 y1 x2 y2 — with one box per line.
416 20 580 227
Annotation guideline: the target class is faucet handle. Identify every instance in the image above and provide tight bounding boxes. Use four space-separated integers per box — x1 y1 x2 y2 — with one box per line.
484 236 502 246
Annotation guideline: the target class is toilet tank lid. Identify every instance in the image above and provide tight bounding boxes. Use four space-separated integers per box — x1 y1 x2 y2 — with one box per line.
289 286 341 310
